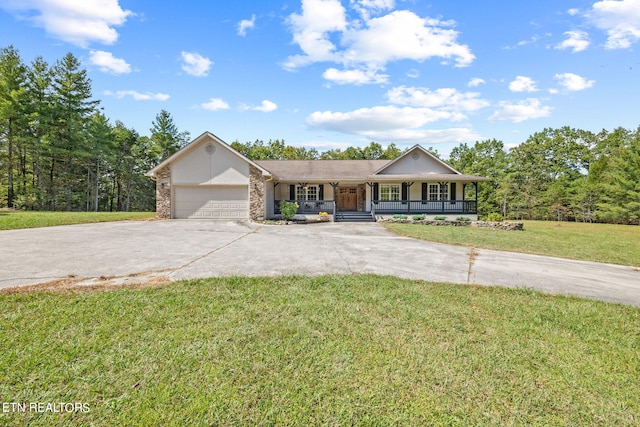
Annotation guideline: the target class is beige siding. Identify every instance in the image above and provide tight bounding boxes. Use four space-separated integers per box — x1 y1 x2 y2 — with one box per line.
172 140 250 185
379 150 454 175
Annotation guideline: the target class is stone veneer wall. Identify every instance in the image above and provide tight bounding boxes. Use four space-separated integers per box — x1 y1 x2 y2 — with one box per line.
249 165 265 221
155 165 171 219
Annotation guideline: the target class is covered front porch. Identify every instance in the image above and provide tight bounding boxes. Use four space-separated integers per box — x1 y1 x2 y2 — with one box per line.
271 181 480 220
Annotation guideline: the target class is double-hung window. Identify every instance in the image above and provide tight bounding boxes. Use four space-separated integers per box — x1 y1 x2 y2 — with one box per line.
428 184 440 201
296 185 317 200
380 184 400 201
428 183 449 201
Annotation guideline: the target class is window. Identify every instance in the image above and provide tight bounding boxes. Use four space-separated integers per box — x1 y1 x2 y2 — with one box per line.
380 184 400 201
296 185 317 200
428 184 449 201
428 184 439 201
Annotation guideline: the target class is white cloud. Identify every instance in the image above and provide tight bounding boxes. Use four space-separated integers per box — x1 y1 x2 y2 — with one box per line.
307 105 464 136
406 69 420 78
351 0 395 19
568 8 580 16
323 68 388 85
488 98 551 123
237 14 256 36
386 86 489 112
509 76 538 93
180 51 212 77
201 98 230 111
284 1 474 83
283 0 348 69
468 77 485 87
0 0 133 47
103 90 169 101
554 73 595 91
587 0 640 49
242 100 278 112
556 30 590 52
89 50 131 74
341 10 474 68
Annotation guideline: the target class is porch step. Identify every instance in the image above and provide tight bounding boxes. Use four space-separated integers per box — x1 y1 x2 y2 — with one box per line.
335 211 374 222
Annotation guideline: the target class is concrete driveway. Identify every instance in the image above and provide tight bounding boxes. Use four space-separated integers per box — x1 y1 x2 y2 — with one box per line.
1 220 638 307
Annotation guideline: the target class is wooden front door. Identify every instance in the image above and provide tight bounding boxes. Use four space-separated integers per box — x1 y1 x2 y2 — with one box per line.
337 187 357 211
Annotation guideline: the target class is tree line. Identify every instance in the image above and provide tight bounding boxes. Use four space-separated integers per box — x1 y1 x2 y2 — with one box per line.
0 46 189 212
1 45 638 224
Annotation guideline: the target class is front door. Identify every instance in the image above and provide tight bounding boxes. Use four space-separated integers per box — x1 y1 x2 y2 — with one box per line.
337 187 357 211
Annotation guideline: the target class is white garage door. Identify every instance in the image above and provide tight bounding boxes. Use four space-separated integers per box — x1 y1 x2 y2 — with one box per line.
174 186 249 219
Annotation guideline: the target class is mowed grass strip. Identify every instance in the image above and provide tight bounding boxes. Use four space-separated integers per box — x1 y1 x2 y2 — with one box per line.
383 220 640 267
1 275 638 426
0 211 156 230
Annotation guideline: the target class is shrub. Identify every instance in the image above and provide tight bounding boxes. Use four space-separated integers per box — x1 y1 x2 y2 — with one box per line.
456 216 471 222
279 200 299 221
434 216 447 221
393 214 408 219
318 211 329 217
485 212 503 222
412 214 426 221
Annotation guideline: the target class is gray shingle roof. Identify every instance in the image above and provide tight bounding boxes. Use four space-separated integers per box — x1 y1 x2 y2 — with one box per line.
255 160 389 181
255 159 488 182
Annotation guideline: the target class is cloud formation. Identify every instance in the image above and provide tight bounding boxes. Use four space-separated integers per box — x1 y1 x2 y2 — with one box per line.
237 15 256 36
489 98 551 123
89 50 131 74
509 76 538 93
554 73 595 91
103 90 169 101
242 100 278 112
587 0 640 49
284 0 474 84
556 30 590 52
386 86 489 112
305 83 491 143
180 52 212 77
201 98 230 111
322 68 388 85
0 0 132 47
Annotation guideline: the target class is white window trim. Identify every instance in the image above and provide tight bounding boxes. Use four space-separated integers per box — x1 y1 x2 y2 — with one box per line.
296 185 318 201
380 184 401 201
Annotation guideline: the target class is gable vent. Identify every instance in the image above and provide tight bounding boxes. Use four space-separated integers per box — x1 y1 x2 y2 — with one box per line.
205 143 216 155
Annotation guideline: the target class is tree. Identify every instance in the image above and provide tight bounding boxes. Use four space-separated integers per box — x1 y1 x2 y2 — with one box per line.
596 127 640 224
449 139 508 218
0 45 28 208
49 53 99 210
150 110 190 161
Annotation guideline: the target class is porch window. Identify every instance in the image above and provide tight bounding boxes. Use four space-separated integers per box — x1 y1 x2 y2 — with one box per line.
380 184 400 201
296 185 317 200
441 184 449 200
428 184 439 201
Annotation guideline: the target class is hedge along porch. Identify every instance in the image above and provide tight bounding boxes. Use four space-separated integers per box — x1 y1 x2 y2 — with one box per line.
147 132 488 222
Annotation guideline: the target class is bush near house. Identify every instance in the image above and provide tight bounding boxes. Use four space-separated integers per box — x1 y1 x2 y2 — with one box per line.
279 200 299 221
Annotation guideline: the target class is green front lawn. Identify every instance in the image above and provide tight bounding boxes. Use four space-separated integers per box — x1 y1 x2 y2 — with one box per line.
383 220 640 267
1 275 638 426
0 211 156 230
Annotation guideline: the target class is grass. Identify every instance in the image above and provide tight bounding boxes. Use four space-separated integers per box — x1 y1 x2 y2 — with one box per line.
1 275 639 426
0 211 156 230
383 220 640 267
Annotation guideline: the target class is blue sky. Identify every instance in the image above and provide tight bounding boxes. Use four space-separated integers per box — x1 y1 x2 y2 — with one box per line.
1 0 639 156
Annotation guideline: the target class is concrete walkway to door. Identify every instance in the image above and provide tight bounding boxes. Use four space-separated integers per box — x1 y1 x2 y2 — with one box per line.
1 220 638 307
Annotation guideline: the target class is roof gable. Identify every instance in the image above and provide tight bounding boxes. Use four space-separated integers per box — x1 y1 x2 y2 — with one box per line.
146 132 270 177
373 145 461 176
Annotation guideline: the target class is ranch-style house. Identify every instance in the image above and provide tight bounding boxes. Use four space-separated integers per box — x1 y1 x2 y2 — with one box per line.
146 132 488 222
